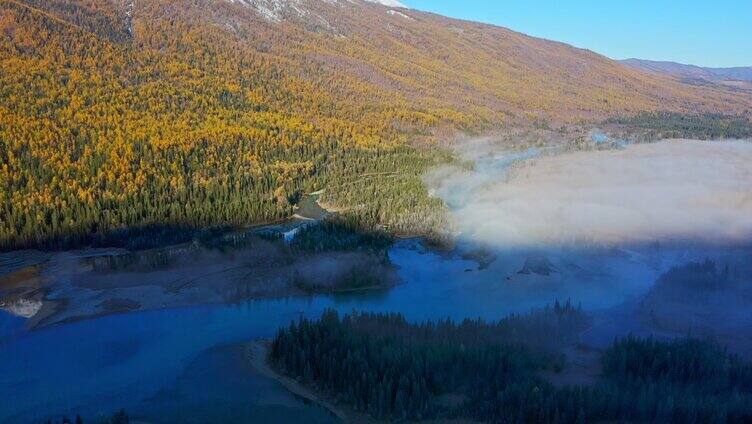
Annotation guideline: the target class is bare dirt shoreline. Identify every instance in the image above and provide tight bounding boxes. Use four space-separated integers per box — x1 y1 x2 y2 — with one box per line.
246 340 349 422
0 240 400 330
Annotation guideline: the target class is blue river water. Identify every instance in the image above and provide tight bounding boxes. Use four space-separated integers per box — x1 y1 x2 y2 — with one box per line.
0 237 674 423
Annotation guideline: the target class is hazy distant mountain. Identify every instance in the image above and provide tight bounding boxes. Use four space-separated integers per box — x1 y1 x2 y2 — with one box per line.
621 59 752 88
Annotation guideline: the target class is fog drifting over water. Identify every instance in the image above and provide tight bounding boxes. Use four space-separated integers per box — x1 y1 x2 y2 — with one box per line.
428 139 752 248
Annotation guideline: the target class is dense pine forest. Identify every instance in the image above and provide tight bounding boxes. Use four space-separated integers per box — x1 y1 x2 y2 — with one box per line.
271 308 752 423
0 0 456 250
607 112 752 141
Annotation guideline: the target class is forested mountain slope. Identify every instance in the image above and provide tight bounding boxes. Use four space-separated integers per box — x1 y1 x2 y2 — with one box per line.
622 58 752 85
1 0 751 249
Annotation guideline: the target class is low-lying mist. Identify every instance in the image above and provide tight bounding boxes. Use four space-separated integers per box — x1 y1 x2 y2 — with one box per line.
422 138 752 356
427 139 752 248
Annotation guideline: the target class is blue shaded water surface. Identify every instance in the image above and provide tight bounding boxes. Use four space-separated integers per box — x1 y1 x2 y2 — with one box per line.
1 239 678 423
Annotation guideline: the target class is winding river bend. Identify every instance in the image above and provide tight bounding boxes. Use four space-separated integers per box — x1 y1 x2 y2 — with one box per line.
0 239 678 423
2 140 752 423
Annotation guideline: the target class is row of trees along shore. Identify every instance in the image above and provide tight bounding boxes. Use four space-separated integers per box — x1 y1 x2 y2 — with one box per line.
271 306 752 423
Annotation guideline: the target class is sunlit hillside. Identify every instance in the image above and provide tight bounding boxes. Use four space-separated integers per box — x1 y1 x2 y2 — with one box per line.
1 0 751 249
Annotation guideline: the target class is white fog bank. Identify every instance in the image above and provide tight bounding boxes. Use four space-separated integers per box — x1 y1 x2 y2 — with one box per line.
429 140 752 248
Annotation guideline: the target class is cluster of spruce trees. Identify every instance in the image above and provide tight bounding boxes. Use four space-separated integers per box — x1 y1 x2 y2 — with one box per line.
651 259 735 292
270 303 589 421
46 410 129 424
607 112 752 141
271 307 752 423
288 219 392 254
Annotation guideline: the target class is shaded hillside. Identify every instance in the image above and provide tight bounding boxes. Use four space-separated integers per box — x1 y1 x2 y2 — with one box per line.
1 0 751 249
638 259 752 356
